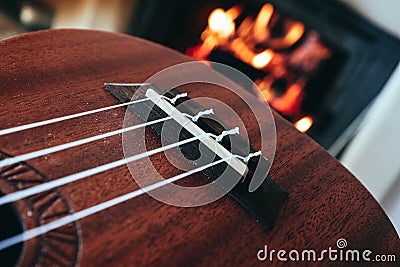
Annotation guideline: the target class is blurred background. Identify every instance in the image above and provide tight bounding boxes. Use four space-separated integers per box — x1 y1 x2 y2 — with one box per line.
0 0 399 234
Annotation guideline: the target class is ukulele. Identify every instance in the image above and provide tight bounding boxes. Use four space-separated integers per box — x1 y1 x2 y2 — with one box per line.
0 29 398 266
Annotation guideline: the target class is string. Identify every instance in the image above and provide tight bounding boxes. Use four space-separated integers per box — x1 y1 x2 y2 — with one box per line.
162 93 187 104
191 109 214 122
146 88 248 177
0 152 260 251
0 127 239 206
0 86 261 251
103 83 152 87
0 98 147 136
241 151 262 163
0 117 169 168
0 109 214 169
0 91 187 136
214 127 239 142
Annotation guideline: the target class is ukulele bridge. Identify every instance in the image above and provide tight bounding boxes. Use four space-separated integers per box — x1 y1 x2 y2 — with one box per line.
105 83 288 230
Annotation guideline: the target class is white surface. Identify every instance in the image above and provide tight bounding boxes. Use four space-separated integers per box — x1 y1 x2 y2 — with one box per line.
339 1 400 235
341 64 400 201
341 64 400 235
339 0 400 38
47 0 136 32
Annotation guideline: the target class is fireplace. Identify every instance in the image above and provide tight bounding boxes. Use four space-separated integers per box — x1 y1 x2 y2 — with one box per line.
185 3 339 133
130 0 400 151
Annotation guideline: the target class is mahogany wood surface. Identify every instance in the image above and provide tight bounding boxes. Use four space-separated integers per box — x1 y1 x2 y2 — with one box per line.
0 29 398 266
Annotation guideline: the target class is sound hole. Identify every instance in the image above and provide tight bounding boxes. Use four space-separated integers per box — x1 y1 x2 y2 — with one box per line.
179 128 201 161
0 192 24 267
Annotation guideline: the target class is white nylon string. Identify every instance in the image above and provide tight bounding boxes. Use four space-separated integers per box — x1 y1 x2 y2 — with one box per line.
0 126 239 206
191 109 214 122
0 152 260 252
103 83 152 87
162 93 188 104
0 117 170 168
0 87 258 252
0 91 187 136
241 151 262 163
0 109 214 169
214 127 239 142
0 134 205 206
0 98 148 136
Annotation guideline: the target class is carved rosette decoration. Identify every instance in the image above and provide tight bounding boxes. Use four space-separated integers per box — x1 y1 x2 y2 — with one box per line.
0 152 81 267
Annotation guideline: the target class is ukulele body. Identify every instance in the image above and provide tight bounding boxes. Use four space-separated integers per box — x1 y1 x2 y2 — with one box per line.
0 29 398 266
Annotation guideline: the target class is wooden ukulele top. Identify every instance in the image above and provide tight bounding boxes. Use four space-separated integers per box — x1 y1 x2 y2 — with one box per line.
0 29 398 266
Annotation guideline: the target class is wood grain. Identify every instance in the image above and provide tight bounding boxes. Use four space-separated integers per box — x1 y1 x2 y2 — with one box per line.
0 29 398 266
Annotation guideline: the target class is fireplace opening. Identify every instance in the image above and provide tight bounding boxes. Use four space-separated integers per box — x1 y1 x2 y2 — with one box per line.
186 3 347 136
129 0 400 152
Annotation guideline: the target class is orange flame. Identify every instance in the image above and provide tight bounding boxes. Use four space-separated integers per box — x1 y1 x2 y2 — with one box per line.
269 22 305 49
294 116 314 133
208 8 236 38
253 3 274 42
284 22 305 46
270 83 303 115
226 6 242 20
251 49 274 69
188 6 242 60
188 4 331 121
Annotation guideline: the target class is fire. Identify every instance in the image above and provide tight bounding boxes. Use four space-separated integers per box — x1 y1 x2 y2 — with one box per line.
208 8 236 38
187 6 242 60
253 3 274 42
188 3 331 123
270 22 305 49
252 49 274 69
285 22 305 46
226 6 242 20
268 83 303 115
189 3 307 72
294 116 314 133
